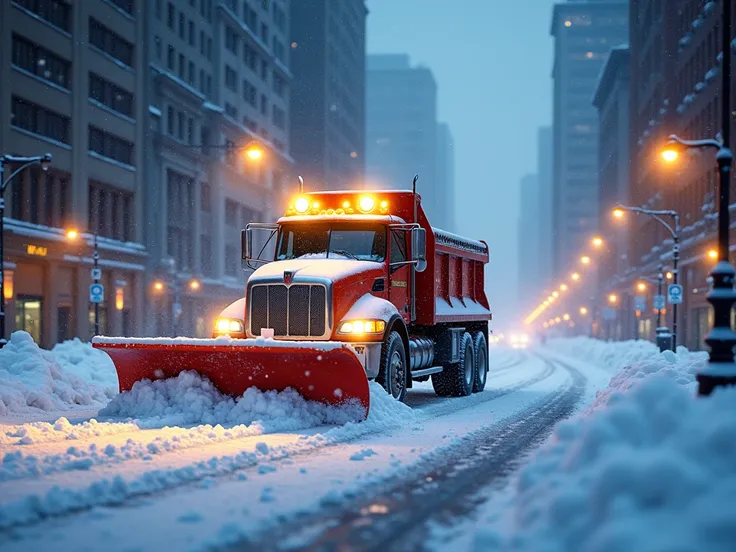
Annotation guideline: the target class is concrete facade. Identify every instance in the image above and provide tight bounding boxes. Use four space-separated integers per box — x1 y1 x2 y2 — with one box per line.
0 0 294 345
435 122 455 232
550 1 628 276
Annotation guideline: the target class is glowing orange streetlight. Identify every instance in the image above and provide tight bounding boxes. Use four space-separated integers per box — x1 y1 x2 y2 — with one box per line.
636 282 647 292
552 291 559 298
571 272 581 281
66 228 79 240
560 283 568 292
612 208 625 219
608 293 618 304
707 249 718 261
666 271 673 280
661 147 679 163
563 313 571 321
153 280 165 292
189 279 201 291
591 236 604 248
243 143 264 161
581 255 591 265
579 307 588 316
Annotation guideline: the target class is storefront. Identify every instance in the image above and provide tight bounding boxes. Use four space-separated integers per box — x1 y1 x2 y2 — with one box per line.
4 220 147 348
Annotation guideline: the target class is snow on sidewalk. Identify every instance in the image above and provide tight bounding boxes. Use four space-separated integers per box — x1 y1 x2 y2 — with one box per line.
546 336 661 374
474 340 734 552
0 332 116 417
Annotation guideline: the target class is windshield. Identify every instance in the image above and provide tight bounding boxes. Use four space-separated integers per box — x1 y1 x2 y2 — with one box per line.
276 223 386 262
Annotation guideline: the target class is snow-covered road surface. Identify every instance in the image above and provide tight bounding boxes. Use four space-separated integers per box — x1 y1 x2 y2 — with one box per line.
0 347 613 552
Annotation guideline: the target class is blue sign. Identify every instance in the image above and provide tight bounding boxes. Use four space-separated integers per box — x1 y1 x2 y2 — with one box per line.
89 283 104 304
653 295 666 310
668 284 684 305
634 295 647 311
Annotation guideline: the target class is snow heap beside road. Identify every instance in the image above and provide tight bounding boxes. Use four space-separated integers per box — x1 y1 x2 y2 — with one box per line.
547 336 660 374
0 332 116 416
476 344 735 552
101 370 372 429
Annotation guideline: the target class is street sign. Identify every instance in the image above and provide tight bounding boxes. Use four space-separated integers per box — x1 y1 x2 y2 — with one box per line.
634 295 647 311
89 283 104 304
91 268 102 281
668 284 684 304
653 295 666 310
602 307 617 321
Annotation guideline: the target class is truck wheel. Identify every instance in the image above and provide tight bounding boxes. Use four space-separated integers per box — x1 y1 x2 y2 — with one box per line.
472 332 488 393
377 331 407 402
432 332 474 397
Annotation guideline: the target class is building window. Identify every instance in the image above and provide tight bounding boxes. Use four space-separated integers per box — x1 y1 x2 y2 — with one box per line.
109 0 134 15
166 169 194 270
207 37 213 60
225 65 238 92
178 54 185 78
11 96 70 144
10 167 69 227
187 118 194 144
260 23 268 43
243 79 256 105
225 103 238 118
155 0 162 19
225 199 238 226
177 112 185 140
188 61 195 85
89 180 134 241
178 12 185 39
167 106 174 135
272 105 285 130
14 0 70 32
272 3 286 32
260 94 268 115
188 20 195 46
167 2 175 27
89 73 134 117
273 73 285 97
167 45 175 70
15 297 43 344
154 36 162 59
89 18 134 67
225 245 239 276
201 182 211 211
88 125 135 166
12 34 71 90
225 26 239 54
244 43 257 70
200 235 213 276
260 59 268 82
273 38 285 63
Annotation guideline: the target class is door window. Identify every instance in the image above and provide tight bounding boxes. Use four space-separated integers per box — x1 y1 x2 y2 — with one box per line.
16 296 43 343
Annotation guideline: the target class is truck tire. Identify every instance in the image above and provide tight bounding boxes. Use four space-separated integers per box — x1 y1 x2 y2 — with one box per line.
472 332 488 393
377 331 408 402
432 332 474 397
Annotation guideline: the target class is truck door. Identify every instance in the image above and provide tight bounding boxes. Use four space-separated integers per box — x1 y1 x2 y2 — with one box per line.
389 228 411 322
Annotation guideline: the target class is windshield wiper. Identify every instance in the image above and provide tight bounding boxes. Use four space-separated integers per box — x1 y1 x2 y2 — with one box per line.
328 249 359 260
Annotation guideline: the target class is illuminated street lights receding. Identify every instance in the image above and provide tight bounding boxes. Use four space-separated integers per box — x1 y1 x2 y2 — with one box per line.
637 282 647 292
579 307 588 316
708 249 718 260
244 144 264 161
612 208 625 219
608 294 618 304
592 236 604 248
66 228 79 241
661 147 679 163
666 271 673 280
571 272 581 281
552 291 559 298
560 283 568 291
581 255 591 265
189 279 201 291
153 281 165 292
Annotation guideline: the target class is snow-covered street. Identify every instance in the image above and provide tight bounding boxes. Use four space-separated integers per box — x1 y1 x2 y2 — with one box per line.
2 333 732 552
0 335 613 552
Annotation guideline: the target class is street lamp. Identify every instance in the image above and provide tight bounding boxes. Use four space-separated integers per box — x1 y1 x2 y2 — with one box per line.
571 272 581 281
663 1 734 395
579 307 588 316
0 153 52 345
707 248 718 261
581 255 591 265
592 236 604 248
661 148 679 163
66 227 101 335
614 203 680 348
155 258 202 337
608 294 618 304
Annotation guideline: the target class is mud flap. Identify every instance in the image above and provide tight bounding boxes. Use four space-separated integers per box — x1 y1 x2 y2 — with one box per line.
92 338 370 419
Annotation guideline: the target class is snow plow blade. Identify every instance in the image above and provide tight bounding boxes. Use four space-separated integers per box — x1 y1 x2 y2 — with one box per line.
92 337 370 419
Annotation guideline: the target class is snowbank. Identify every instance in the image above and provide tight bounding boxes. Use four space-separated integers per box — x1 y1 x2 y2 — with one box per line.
100 370 369 429
547 336 660 374
476 345 735 551
0 332 117 416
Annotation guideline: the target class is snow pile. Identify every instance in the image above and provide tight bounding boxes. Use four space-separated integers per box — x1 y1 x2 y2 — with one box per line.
475 348 736 551
100 370 373 429
547 336 659 373
0 332 116 416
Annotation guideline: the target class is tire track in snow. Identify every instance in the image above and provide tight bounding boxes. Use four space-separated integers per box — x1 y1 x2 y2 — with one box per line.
232 357 585 552
0 352 545 532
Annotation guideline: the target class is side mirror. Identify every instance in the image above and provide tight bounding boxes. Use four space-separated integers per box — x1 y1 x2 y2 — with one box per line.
411 227 427 272
241 228 251 261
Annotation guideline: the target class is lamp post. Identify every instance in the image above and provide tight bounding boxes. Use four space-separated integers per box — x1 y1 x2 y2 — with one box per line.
67 228 101 335
665 0 734 395
614 204 680 349
0 153 52 345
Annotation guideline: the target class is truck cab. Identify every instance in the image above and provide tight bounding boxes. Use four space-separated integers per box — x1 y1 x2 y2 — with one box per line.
214 189 492 402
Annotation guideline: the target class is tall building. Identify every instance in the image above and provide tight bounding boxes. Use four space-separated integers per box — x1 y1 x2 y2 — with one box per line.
593 45 630 339
550 0 628 276
517 174 541 311
0 0 293 345
366 54 441 224
623 0 736 350
536 126 554 283
0 0 149 347
435 123 455 231
143 0 293 338
289 0 367 191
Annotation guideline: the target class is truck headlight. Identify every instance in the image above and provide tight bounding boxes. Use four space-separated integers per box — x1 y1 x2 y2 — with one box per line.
338 319 386 335
214 318 245 334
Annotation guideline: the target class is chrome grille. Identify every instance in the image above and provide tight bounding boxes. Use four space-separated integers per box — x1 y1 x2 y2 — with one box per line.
249 284 328 338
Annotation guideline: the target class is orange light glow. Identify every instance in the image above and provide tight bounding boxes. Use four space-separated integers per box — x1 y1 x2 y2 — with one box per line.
613 208 625 219
243 144 264 161
579 307 588 316
592 236 604 248
581 255 591 265
708 249 718 260
66 228 79 240
608 294 618 304
153 281 165 292
637 282 647 292
661 148 679 163
560 284 568 291
189 279 201 291
115 287 124 311
571 272 580 281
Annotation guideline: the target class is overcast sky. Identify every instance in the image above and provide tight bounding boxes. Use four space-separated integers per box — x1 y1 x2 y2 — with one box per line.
366 0 556 329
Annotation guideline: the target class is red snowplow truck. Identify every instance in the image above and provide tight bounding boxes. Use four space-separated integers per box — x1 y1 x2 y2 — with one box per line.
93 187 492 419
